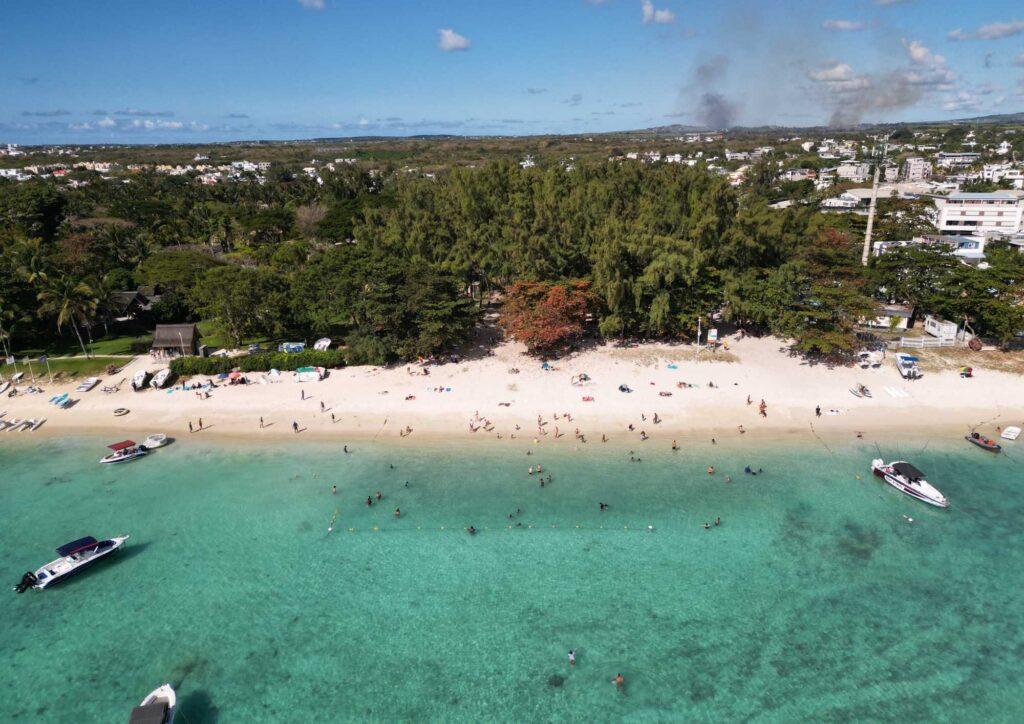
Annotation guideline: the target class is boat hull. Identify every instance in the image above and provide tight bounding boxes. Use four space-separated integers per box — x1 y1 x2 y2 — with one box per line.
32 535 129 590
871 461 949 509
99 449 148 464
965 435 1001 452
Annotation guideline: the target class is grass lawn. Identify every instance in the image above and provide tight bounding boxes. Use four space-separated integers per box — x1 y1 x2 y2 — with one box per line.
10 325 152 358
195 320 275 352
1 356 129 381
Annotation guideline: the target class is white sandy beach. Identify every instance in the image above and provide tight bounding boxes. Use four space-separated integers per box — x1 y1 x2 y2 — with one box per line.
3 335 1023 447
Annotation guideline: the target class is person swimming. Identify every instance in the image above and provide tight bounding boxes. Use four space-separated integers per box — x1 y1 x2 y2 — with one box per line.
366 496 373 507
467 526 477 535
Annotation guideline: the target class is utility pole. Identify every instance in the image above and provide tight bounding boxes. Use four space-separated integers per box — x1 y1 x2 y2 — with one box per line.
861 139 887 267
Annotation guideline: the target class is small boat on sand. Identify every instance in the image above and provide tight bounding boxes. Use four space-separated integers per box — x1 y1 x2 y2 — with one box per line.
100 440 149 464
965 432 1001 452
849 383 872 398
131 370 150 391
871 459 948 508
75 377 100 392
13 534 130 592
129 683 176 724
1001 426 1021 441
150 368 172 390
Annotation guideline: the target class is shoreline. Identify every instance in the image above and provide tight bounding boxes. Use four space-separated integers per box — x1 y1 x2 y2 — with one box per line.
3 336 1021 451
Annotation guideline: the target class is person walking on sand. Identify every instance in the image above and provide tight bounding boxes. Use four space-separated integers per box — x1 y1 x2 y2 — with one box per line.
320 401 325 412
198 418 203 431
292 421 299 433
259 416 264 429
331 413 335 423
188 421 193 434
301 389 305 401
815 405 821 418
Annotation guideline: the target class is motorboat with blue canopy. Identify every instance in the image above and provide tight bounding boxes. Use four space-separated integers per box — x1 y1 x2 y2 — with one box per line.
14 533 130 592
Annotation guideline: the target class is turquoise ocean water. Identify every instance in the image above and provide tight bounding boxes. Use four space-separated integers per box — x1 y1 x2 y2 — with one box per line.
1 434 1022 722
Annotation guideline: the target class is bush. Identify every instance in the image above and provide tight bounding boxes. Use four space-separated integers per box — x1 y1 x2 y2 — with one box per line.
169 349 347 377
343 332 396 366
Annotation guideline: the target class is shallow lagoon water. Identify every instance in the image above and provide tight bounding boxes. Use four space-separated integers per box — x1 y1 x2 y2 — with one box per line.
1 435 1022 722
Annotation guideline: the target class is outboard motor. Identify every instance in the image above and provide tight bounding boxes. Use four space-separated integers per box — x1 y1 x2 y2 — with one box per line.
14 571 37 594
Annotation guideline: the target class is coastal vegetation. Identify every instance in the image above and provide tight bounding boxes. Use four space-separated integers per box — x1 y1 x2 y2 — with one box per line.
2 153 1024 365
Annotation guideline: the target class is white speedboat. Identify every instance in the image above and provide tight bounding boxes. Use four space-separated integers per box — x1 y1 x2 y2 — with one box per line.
130 684 176 724
13 534 130 592
141 433 168 449
100 440 149 464
895 353 922 380
131 370 151 391
1001 426 1021 441
871 459 948 508
150 368 172 390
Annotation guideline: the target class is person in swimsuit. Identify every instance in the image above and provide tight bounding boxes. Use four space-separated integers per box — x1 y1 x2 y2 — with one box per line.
568 650 576 666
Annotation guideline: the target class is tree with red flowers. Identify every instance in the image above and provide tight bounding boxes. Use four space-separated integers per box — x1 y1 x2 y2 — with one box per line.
500 280 594 355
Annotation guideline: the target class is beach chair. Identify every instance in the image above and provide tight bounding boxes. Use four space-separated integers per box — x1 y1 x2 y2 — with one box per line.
102 378 125 393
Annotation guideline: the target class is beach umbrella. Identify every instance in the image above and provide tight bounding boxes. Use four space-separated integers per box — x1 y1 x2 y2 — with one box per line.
228 372 242 380
217 372 229 379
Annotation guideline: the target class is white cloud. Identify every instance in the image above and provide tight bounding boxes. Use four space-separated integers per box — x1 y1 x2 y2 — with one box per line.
948 19 1024 42
809 63 856 82
641 1 675 25
130 119 184 130
903 39 943 66
942 91 981 113
97 116 116 128
358 117 370 126
823 20 865 31
438 28 471 52
901 39 956 86
297 0 324 9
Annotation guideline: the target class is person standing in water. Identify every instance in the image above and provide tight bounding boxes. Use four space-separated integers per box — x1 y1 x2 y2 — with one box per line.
332 485 337 495
612 673 624 691
568 650 576 667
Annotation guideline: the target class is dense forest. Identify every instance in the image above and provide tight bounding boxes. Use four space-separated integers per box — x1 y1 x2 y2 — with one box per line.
2 157 1023 366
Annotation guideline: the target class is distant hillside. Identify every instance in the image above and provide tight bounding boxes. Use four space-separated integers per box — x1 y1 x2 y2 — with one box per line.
944 112 1024 125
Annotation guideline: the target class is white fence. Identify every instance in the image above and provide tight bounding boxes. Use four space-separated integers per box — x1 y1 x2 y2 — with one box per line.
896 337 959 349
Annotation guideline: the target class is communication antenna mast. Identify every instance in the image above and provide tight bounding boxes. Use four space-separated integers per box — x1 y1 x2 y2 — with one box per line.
861 137 888 266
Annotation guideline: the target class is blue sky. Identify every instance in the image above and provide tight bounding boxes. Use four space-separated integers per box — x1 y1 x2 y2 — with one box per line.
3 0 1023 143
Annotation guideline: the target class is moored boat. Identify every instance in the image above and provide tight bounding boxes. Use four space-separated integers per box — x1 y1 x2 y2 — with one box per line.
150 368 172 390
141 433 168 449
965 432 1001 452
100 440 149 464
129 683 176 724
13 534 130 592
871 459 949 508
131 370 150 391
895 353 922 380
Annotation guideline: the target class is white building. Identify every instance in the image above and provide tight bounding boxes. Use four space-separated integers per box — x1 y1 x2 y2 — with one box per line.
936 151 981 169
901 157 931 182
936 192 1024 236
836 163 870 182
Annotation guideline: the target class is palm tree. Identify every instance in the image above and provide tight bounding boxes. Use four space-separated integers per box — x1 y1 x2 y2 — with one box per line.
37 276 98 358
